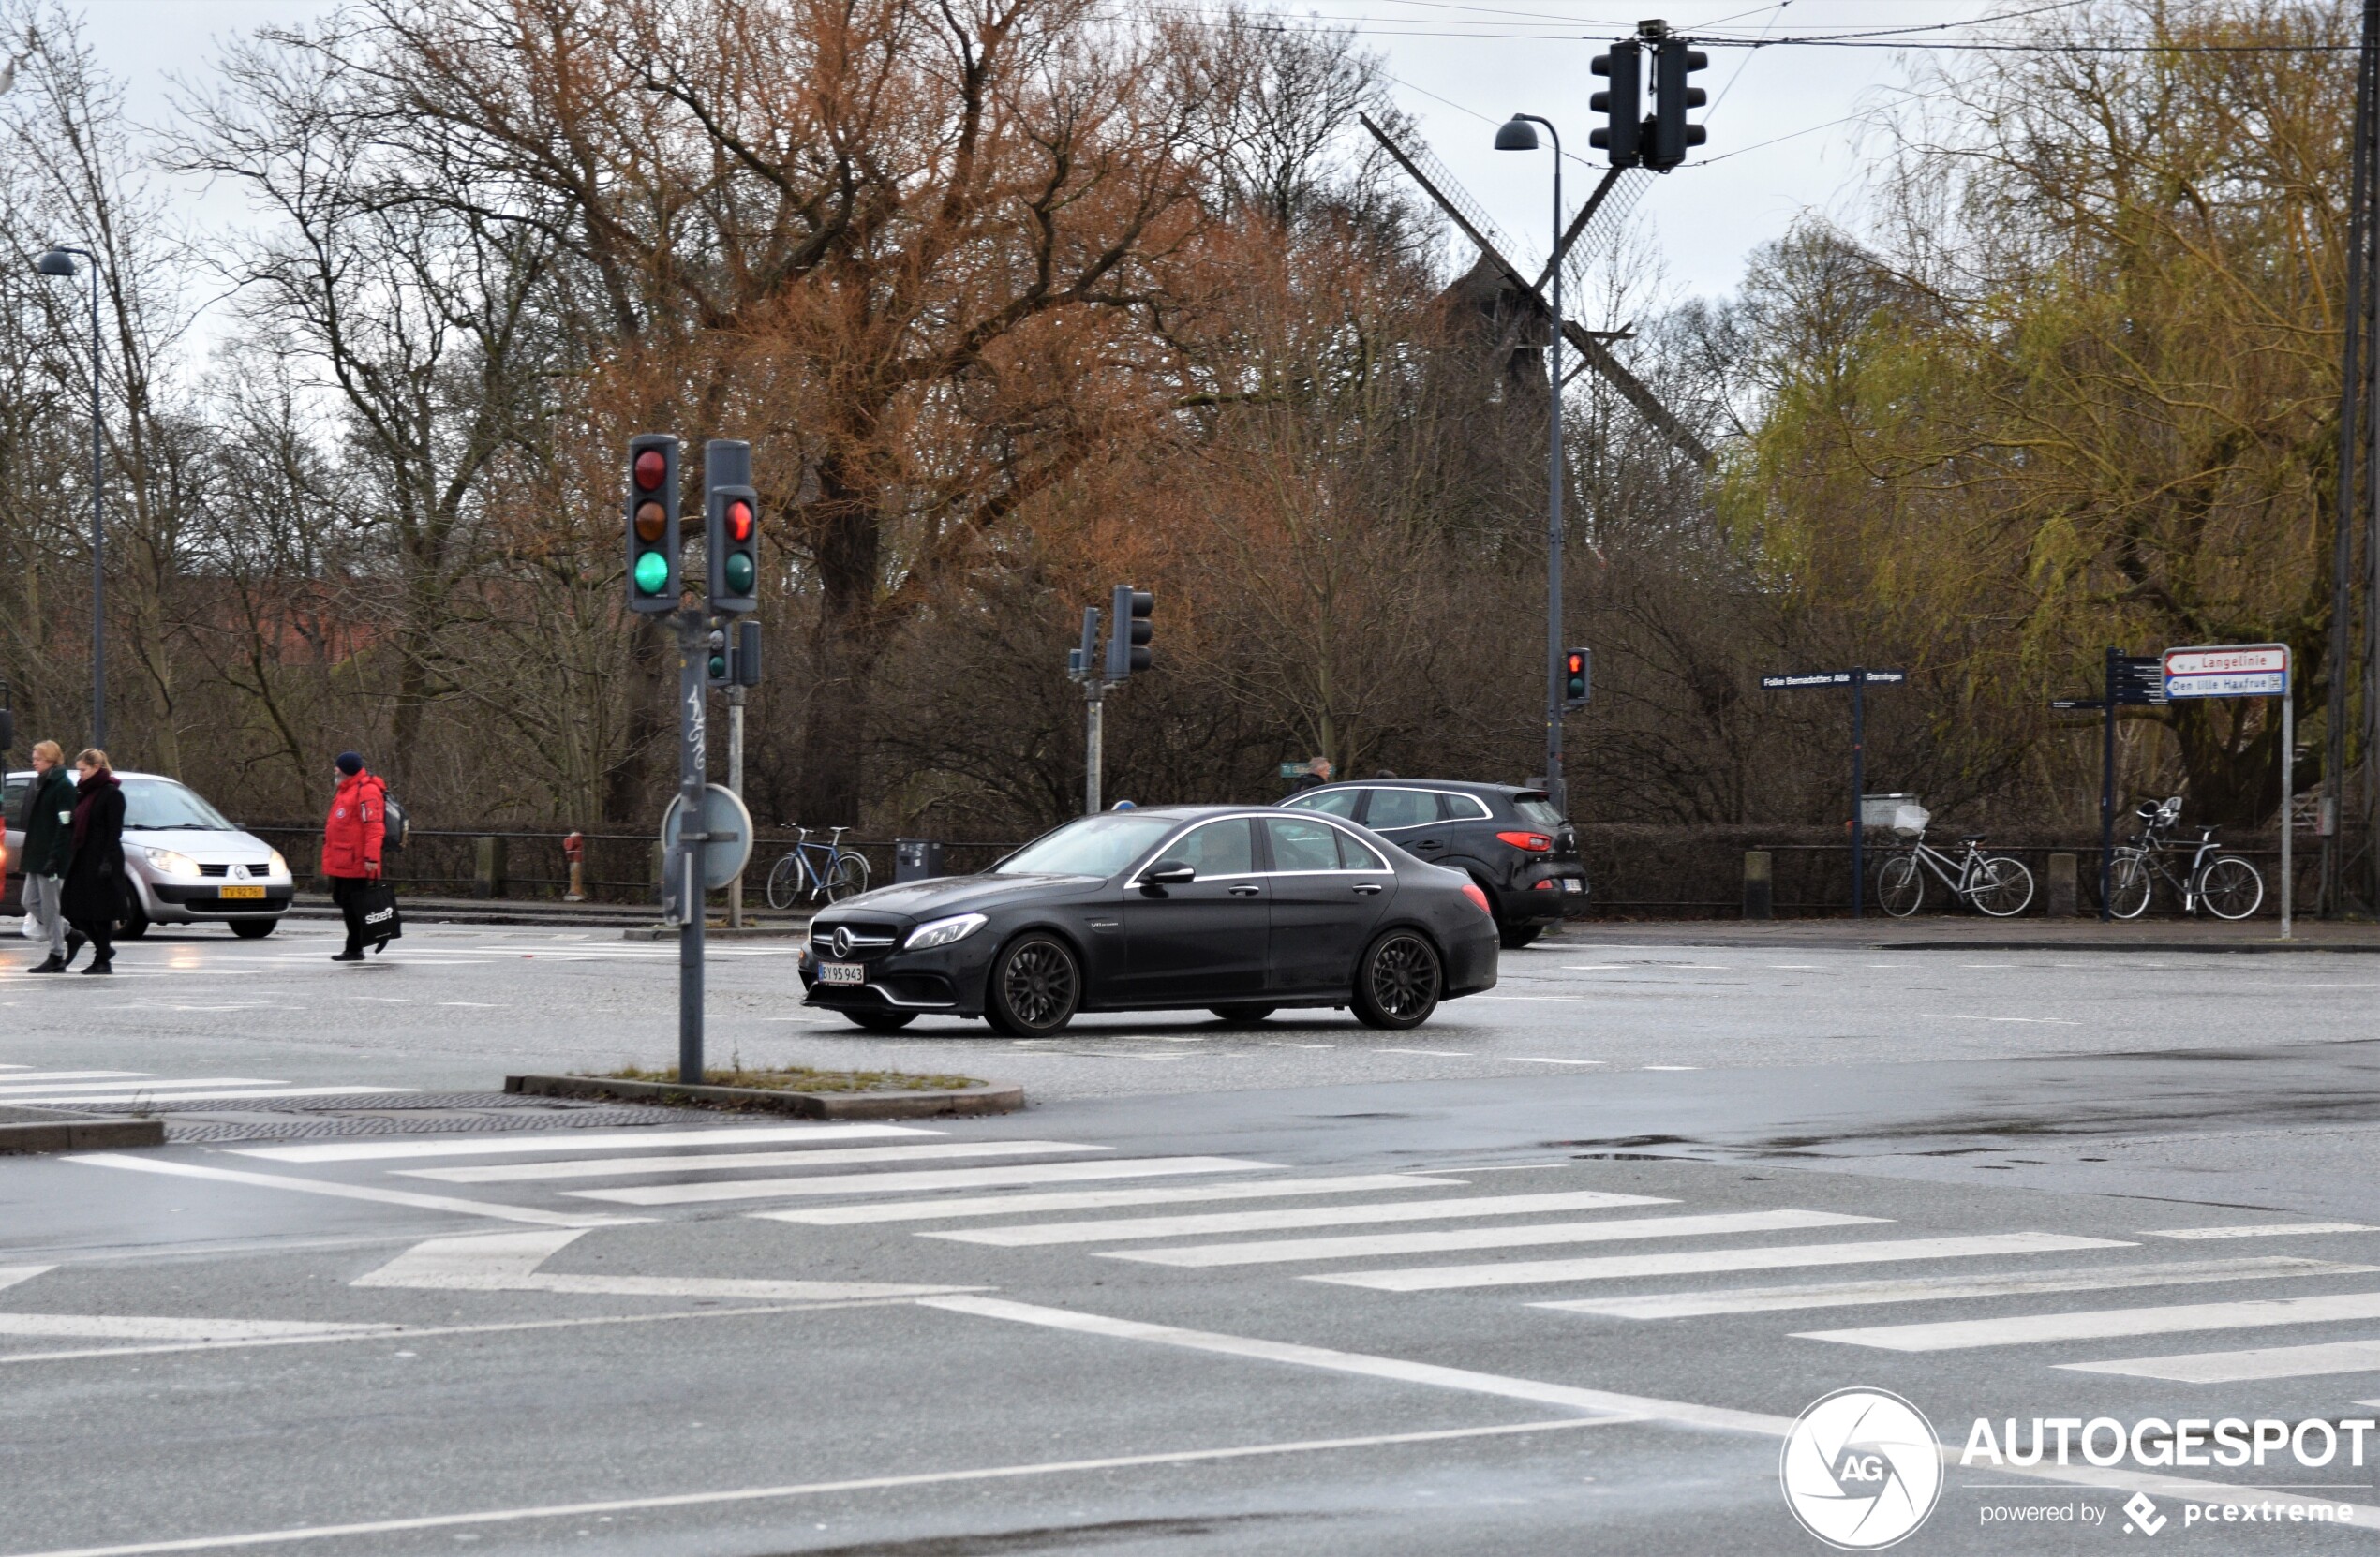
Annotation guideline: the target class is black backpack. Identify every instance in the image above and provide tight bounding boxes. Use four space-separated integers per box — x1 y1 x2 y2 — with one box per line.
379 787 410 852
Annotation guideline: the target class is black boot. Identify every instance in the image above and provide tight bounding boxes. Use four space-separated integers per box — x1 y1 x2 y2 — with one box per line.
62 931 84 970
81 956 112 976
26 954 65 974
332 947 365 963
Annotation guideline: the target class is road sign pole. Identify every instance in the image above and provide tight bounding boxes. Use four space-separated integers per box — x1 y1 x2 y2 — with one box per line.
677 608 707 1083
2282 688 2295 941
1850 668 1866 920
2102 646 2118 923
727 687 745 930
1085 680 1104 817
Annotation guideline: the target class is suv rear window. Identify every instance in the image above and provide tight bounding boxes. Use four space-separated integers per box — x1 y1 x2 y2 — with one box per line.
1512 795 1565 829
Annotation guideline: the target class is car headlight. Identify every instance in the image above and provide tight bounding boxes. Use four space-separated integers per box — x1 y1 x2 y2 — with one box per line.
268 849 290 878
144 847 202 879
904 912 987 951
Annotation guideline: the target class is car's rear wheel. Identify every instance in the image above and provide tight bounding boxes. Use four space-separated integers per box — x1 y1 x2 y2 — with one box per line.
985 934 1079 1037
843 1010 916 1032
1352 929 1441 1031
1498 923 1540 950
1209 1004 1276 1026
230 918 277 940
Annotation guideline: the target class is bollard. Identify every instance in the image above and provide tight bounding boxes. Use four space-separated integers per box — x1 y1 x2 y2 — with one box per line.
562 831 586 902
474 836 508 900
2045 852 2077 917
1742 851 1774 921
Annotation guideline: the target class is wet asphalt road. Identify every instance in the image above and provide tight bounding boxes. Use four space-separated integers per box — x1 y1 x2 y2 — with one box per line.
1 921 2378 1557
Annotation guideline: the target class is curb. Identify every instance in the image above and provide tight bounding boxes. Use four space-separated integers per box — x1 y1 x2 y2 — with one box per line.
1876 940 2380 954
503 1073 1023 1120
0 1111 166 1154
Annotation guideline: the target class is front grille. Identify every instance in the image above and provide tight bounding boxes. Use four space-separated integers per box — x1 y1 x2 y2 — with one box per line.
196 863 274 878
811 920 902 959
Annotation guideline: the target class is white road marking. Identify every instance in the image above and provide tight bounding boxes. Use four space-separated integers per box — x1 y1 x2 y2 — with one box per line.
17 1088 415 1105
921 1297 2380 1529
1801 1290 2380 1353
1261 1042 1332 1049
1509 1057 1603 1066
0 1418 1614 1557
571 1156 1279 1206
1314 1231 2133 1292
353 1230 976 1299
1108 1209 1885 1268
1919 1014 2083 1026
0 1267 53 1293
2142 1223 2377 1240
1474 997 1596 1004
1641 1065 1701 1071
67 1154 636 1229
2065 1339 2380 1384
0 1314 396 1341
236 1123 934 1163
1541 1258 2372 1319
0 1072 147 1084
928 1191 1679 1246
754 1175 1464 1225
0 1077 283 1096
400 1141 1108 1184
1371 1048 1473 1058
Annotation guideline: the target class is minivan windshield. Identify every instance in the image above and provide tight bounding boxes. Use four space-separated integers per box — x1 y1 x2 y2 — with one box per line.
993 814 1178 879
121 778 237 832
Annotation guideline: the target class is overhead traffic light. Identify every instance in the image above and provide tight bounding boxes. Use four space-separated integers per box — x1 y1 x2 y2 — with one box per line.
1106 586 1153 680
1649 37 1708 171
625 434 680 615
704 439 758 616
1588 41 1643 168
1563 646 1592 710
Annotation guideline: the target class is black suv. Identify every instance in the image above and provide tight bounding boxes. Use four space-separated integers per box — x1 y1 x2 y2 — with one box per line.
1281 780 1585 947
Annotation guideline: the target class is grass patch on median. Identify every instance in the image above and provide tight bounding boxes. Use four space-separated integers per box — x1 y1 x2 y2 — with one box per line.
599 1062 984 1094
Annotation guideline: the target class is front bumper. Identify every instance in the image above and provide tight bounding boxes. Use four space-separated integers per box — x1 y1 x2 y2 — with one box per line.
798 937 996 1017
142 880 294 919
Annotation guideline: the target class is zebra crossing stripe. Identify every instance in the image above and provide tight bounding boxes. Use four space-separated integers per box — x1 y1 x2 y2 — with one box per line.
238 1124 938 1163
1311 1231 2131 1292
25 1088 415 1106
1536 1258 2373 1319
1798 1289 2380 1353
1104 1209 1882 1268
2062 1339 2380 1384
401 1141 1108 1184
753 1175 1463 1225
2141 1223 2377 1240
927 1190 1678 1247
569 1157 1278 1206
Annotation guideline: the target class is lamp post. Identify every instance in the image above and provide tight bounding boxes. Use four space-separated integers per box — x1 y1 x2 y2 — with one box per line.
36 245 101 749
1496 114 1567 815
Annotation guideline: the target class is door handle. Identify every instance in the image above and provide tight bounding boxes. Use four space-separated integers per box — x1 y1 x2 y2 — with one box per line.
1412 840 1444 851
1228 884 1261 897
1352 883 1382 896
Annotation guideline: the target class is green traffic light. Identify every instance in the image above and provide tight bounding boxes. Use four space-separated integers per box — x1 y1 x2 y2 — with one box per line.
723 552 756 594
632 551 670 594
708 655 727 679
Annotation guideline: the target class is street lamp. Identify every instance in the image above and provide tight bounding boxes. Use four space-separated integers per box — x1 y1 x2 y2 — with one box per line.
36 245 102 749
1495 113 1567 815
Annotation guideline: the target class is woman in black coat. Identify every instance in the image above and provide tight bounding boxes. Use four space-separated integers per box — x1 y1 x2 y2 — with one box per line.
59 749 126 975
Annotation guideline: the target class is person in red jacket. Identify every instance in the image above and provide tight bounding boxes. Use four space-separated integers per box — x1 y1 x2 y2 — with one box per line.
322 751 388 962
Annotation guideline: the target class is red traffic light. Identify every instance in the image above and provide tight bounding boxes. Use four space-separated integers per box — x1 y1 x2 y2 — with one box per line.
727 498 753 542
633 450 667 491
1567 651 1586 675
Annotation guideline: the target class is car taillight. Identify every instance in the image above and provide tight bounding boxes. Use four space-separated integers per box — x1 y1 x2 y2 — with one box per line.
1531 879 1555 890
1460 882 1492 916
1496 831 1553 853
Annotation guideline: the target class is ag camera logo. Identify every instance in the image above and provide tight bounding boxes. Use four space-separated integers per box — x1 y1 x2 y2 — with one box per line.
1781 1387 1943 1550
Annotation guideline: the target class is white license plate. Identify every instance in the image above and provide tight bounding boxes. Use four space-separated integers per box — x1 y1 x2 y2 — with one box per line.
1561 879 1583 894
816 961 866 986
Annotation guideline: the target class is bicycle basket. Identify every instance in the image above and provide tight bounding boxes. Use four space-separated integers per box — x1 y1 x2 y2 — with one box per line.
1890 804 1930 838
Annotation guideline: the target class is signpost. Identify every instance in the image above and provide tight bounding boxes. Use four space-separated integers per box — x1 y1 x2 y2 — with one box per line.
2161 643 2295 938
2049 650 2164 922
1760 668 1906 917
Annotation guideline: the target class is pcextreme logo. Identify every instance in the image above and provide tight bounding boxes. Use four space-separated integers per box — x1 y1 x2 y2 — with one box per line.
1781 1387 1944 1550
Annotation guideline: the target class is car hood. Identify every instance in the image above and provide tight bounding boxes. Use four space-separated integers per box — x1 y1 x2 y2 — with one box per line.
820 873 1096 923
124 828 277 862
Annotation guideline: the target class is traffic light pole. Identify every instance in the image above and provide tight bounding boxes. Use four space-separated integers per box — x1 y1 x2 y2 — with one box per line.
672 607 708 1083
1084 679 1104 817
727 683 745 929
2101 646 2119 923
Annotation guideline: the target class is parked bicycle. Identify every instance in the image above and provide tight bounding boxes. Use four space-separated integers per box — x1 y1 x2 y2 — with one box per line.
2106 796 2264 920
1874 816 2036 917
765 826 870 910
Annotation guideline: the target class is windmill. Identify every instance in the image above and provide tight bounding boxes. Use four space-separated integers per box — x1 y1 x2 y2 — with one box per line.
1361 112 1713 467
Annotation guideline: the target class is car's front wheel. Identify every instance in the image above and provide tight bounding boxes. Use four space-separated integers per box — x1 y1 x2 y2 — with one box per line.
985 933 1080 1037
1498 923 1540 950
229 918 277 940
1352 929 1441 1031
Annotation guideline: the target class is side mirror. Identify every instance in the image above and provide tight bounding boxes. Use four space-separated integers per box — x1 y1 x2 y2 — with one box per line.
1142 861 1195 887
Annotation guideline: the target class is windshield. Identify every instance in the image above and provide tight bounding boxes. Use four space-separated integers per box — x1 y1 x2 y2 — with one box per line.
1513 795 1566 830
993 814 1179 879
121 778 237 832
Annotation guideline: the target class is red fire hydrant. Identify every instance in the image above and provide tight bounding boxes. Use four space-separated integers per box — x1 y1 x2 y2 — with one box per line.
562 831 586 902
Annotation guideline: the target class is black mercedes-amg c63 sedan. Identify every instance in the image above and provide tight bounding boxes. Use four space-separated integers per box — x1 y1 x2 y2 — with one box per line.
798 806 1499 1035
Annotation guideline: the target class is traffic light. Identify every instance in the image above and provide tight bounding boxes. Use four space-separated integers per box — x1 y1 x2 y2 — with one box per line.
1649 38 1707 171
704 439 758 616
1106 586 1153 680
625 434 679 615
1563 646 1592 710
1589 41 1643 168
734 620 763 687
706 628 731 689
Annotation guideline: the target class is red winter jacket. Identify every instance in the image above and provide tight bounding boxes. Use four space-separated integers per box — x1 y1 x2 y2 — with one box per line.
322 771 387 880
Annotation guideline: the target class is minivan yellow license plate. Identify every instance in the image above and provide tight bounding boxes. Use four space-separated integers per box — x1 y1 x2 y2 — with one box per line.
220 884 267 900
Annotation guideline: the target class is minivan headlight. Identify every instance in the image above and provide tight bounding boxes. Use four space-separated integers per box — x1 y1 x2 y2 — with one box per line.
268 849 290 878
144 847 202 879
904 913 987 951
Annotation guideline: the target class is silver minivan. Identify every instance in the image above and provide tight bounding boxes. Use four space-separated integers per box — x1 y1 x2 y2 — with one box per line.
3 768 295 938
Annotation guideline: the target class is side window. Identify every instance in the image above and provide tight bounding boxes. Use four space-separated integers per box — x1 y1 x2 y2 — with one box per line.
1286 788 1361 818
1263 817 1344 873
1167 820 1254 877
1365 788 1437 830
1443 793 1492 822
3 778 26 824
1334 830 1388 871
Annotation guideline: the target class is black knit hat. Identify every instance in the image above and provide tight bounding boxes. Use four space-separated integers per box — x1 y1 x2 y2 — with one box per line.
335 751 364 776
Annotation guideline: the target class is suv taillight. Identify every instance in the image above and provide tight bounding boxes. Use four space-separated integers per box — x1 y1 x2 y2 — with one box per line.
1495 831 1553 853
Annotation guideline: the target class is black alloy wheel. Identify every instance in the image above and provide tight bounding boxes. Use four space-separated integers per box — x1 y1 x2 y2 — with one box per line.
1352 929 1442 1031
986 934 1080 1036
843 1009 917 1032
1209 1004 1277 1026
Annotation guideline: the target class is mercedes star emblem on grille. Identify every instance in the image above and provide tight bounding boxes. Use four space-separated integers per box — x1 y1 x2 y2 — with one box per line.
832 927 854 958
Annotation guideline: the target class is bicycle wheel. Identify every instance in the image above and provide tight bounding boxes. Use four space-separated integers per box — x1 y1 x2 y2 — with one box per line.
766 853 801 912
1971 856 2035 917
823 853 870 903
2107 853 2153 919
1875 853 1925 917
2196 855 2265 920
